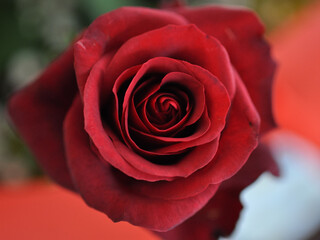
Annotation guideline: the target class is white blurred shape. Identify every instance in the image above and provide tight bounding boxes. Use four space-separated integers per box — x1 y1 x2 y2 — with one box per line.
229 131 320 240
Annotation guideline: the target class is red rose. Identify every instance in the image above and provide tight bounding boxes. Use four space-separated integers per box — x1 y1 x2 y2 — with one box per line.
8 4 277 236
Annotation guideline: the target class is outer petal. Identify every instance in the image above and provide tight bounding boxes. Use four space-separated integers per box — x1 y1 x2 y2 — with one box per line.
175 6 276 133
156 188 242 240
63 96 220 231
103 24 235 98
7 46 77 190
155 143 279 239
222 141 279 190
74 6 188 96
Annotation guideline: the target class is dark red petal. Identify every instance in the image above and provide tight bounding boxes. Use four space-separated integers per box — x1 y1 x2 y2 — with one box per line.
118 59 210 155
195 73 260 182
175 6 276 133
125 71 205 136
63 96 220 231
129 110 211 153
129 74 260 199
83 59 174 182
222 141 279 190
155 188 243 240
104 24 235 97
112 64 143 133
119 57 230 153
161 72 205 127
74 6 188 96
7 46 77 190
156 142 279 240
105 125 220 180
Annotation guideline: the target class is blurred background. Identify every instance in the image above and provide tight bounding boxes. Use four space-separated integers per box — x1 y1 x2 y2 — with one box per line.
0 0 319 239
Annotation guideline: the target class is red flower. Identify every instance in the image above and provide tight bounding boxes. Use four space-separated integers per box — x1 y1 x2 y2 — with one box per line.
8 5 277 236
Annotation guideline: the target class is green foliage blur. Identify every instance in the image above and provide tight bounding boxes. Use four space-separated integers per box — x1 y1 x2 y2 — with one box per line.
0 0 314 184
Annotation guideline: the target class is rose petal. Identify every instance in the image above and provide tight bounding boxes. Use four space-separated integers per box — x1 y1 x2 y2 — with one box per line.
155 188 243 240
112 64 144 133
104 125 220 180
121 70 207 153
136 72 204 134
128 110 211 153
7 46 77 190
63 96 220 231
74 6 188 96
175 5 276 133
83 58 172 182
159 72 205 127
119 57 230 153
103 24 235 97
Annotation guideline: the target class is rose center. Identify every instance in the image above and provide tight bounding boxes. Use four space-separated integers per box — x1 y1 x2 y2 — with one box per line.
146 92 182 128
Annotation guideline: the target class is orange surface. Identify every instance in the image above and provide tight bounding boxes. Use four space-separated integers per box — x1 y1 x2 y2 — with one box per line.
269 0 320 147
0 180 159 240
2 2 320 240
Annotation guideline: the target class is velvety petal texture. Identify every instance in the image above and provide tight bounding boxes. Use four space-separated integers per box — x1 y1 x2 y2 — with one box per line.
7 4 277 235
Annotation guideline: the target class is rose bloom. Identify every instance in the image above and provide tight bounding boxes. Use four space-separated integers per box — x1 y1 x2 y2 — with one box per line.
8 3 278 239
